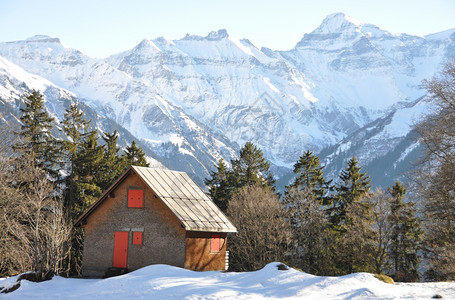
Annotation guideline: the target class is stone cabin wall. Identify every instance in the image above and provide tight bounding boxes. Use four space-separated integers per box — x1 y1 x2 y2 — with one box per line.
81 173 186 277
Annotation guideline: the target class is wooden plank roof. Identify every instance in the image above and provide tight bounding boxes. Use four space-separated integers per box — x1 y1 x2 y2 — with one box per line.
75 166 237 233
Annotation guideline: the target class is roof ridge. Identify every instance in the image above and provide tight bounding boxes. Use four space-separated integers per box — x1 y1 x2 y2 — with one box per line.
132 165 187 174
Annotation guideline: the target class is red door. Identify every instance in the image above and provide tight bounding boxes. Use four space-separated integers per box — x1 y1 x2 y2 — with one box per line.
113 231 128 268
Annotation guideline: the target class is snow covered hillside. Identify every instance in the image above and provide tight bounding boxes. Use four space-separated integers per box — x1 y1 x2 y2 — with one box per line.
0 56 165 168
0 54 238 185
316 96 431 187
0 13 454 185
1 263 454 299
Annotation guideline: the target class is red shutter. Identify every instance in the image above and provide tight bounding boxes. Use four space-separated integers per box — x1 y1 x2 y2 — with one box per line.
133 232 143 245
211 234 220 253
128 189 143 208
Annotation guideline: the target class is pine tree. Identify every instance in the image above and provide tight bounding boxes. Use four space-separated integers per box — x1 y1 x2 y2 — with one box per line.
231 142 275 189
124 140 149 167
96 130 127 191
61 103 104 218
330 157 374 275
331 156 371 228
339 194 375 274
387 181 422 282
14 90 59 178
62 102 89 216
204 143 275 211
63 125 104 276
288 150 332 204
204 159 233 211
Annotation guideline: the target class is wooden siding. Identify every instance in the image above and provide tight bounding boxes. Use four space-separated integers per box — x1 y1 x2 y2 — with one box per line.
184 232 228 271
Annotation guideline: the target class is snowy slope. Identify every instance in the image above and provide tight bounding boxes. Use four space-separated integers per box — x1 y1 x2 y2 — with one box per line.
0 55 166 168
283 13 453 104
315 96 431 187
0 54 78 129
104 14 454 167
105 29 325 165
1 263 454 299
0 39 239 184
0 13 454 184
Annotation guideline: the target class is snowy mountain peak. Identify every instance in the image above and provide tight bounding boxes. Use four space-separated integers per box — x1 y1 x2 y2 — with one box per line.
425 28 455 40
295 12 391 48
21 35 71 49
135 38 162 53
183 29 229 41
24 35 63 44
206 29 229 40
313 12 363 34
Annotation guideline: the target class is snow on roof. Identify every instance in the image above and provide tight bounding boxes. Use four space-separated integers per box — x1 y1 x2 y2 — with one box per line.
75 166 237 233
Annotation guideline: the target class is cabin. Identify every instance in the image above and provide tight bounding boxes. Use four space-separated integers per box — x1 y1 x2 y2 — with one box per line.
75 166 237 277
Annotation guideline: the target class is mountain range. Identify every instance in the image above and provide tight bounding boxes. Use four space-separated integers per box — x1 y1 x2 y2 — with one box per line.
1 12 454 187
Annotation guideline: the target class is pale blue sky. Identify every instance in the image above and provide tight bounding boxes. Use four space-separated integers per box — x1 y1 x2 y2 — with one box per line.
1 0 454 58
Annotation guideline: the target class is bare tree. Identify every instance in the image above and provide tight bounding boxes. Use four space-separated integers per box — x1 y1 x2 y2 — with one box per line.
0 152 72 280
284 187 333 275
227 185 291 271
0 123 20 276
414 57 455 280
370 188 393 274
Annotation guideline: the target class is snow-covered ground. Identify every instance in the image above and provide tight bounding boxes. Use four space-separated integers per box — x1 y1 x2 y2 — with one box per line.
1 263 454 299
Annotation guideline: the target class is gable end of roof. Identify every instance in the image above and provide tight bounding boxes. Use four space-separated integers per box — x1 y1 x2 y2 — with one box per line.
75 166 237 233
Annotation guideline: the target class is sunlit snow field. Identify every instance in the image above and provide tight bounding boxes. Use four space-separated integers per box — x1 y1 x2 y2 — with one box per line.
1 263 455 299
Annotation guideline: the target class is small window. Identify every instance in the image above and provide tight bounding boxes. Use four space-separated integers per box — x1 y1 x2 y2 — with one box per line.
128 189 144 208
211 234 220 253
132 231 143 245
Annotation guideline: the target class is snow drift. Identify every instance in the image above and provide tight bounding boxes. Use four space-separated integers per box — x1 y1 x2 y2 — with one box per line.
1 263 454 299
